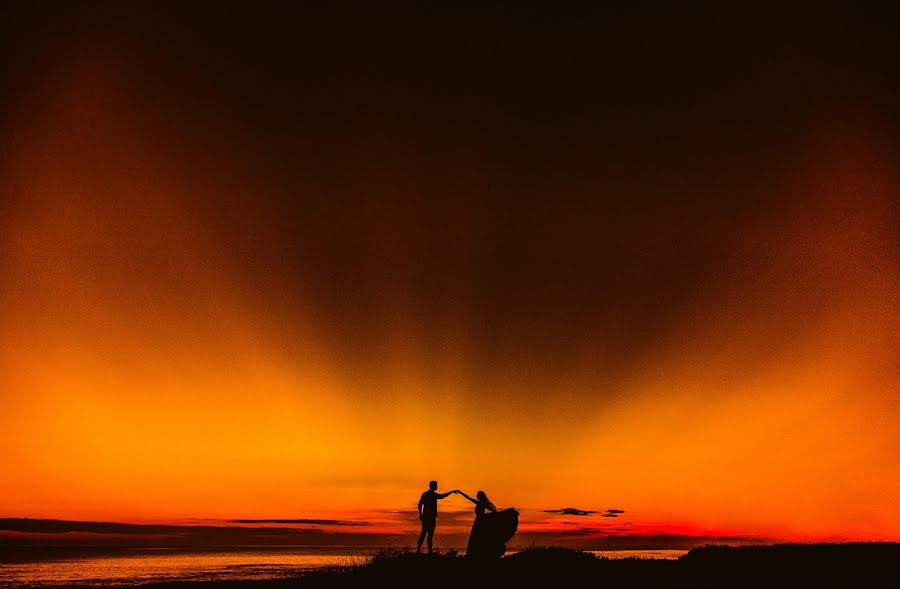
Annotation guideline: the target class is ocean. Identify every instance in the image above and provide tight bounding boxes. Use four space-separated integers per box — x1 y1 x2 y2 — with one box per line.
0 547 688 587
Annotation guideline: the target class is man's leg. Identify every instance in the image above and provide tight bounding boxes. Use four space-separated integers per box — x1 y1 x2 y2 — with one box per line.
427 527 434 554
416 525 426 553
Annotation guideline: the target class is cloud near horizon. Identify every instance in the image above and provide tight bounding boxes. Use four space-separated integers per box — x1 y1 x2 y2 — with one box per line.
543 508 598 516
543 508 626 517
0 518 400 550
229 519 365 526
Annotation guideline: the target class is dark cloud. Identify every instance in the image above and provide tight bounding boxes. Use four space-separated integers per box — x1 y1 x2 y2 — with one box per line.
229 519 364 526
2 518 365 533
543 508 598 516
0 518 397 550
543 507 626 517
2 518 200 535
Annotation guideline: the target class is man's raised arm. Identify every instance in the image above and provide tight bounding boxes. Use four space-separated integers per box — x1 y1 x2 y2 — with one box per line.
436 489 459 499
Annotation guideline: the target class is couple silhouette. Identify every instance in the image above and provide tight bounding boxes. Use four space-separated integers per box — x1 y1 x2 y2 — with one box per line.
417 480 518 558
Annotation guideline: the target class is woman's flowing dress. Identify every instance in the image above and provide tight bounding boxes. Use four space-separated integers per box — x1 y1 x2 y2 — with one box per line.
465 505 519 558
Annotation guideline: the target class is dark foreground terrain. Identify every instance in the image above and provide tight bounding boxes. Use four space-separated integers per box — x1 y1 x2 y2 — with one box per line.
126 543 898 589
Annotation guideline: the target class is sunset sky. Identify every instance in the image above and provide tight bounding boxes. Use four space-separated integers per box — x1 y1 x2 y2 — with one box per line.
1 4 898 549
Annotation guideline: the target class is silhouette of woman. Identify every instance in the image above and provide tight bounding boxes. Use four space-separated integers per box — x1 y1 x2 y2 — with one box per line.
457 490 500 557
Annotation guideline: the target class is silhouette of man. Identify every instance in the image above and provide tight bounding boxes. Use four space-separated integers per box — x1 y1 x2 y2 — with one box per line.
417 480 457 554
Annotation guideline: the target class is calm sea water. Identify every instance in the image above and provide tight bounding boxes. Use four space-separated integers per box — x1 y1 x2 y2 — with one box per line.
0 547 688 587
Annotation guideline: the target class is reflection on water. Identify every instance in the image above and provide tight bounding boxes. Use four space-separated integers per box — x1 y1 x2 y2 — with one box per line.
0 549 369 587
0 548 688 587
589 549 687 560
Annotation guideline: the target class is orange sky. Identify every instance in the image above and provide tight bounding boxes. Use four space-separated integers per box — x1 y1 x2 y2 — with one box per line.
1 6 898 548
